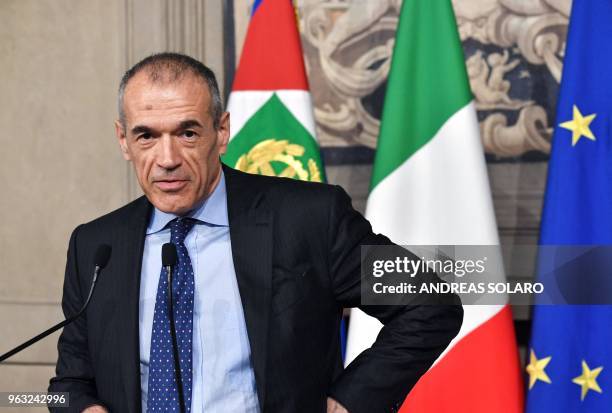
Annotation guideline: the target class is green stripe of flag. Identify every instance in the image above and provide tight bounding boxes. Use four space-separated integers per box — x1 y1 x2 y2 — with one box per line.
372 0 472 189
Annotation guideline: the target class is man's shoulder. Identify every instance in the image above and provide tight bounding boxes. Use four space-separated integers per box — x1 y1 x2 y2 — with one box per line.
224 165 340 204
74 196 150 237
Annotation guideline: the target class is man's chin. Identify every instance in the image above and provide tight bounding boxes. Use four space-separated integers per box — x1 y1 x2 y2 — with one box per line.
147 195 194 216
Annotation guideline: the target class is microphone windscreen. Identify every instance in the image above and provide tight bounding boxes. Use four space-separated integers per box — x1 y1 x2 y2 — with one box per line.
162 243 178 267
94 244 112 269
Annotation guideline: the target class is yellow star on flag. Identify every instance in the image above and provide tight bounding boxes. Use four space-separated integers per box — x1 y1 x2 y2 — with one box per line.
572 360 603 401
559 105 597 146
526 349 552 389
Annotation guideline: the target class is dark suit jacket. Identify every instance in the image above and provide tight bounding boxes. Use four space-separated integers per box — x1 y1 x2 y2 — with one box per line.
49 164 463 413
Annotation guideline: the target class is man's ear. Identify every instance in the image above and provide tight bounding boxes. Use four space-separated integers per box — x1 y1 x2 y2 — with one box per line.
114 119 131 161
216 112 230 156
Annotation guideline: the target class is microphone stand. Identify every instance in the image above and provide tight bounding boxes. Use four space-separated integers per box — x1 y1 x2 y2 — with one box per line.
0 245 111 363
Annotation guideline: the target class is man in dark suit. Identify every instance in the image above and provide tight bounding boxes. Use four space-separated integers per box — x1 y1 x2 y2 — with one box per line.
49 53 462 413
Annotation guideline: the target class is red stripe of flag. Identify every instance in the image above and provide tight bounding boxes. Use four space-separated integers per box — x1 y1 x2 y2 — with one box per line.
233 0 309 91
401 305 524 412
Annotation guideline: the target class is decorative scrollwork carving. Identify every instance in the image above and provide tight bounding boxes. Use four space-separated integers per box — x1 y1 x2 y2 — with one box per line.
300 0 399 147
449 0 569 155
480 105 551 156
298 0 570 157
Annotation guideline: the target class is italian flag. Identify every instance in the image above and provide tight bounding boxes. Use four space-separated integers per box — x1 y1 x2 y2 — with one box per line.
222 0 324 183
344 1 524 411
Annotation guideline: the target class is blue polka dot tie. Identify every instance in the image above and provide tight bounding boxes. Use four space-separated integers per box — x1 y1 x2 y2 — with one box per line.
147 218 196 413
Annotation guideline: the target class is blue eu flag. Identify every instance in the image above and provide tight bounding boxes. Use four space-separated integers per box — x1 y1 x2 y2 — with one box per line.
526 0 612 411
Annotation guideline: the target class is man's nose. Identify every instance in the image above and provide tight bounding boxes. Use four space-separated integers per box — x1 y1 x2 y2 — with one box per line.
157 135 182 170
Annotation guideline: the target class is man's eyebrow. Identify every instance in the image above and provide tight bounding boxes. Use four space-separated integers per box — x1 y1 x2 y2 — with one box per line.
129 120 203 135
131 125 153 135
177 119 203 130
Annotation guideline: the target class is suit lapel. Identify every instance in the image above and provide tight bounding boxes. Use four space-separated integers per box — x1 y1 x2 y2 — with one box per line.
224 165 273 407
117 196 151 413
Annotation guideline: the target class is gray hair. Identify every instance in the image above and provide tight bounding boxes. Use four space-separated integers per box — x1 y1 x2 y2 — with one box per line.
117 52 223 130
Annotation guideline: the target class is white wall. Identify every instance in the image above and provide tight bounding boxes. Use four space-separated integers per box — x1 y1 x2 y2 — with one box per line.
0 0 225 407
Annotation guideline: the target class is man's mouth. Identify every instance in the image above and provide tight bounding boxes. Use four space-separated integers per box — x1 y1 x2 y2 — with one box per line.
154 179 189 192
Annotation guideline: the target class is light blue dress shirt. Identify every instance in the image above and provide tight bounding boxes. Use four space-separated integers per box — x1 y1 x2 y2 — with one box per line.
139 171 260 413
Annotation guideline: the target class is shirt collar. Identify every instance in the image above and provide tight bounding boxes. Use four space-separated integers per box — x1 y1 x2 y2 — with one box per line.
146 170 229 235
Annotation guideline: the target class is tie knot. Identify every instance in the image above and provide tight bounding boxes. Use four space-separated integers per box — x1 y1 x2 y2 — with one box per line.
170 217 196 244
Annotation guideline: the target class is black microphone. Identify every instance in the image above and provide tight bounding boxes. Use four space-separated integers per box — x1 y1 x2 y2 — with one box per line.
161 242 186 413
0 244 112 363
162 242 178 278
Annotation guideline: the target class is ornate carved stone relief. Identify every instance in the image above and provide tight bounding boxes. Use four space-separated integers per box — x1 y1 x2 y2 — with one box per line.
456 0 570 157
297 0 571 158
299 0 400 148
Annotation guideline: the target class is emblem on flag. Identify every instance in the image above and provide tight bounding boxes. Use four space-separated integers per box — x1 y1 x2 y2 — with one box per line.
234 139 322 182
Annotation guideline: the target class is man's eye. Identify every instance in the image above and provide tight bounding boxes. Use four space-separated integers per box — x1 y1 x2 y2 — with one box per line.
183 130 197 139
138 133 152 140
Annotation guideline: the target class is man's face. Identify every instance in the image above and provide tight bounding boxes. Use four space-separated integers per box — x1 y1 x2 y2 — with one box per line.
115 72 230 215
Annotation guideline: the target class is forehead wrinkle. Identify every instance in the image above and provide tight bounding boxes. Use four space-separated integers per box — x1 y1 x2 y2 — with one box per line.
127 110 208 134
125 97 209 126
